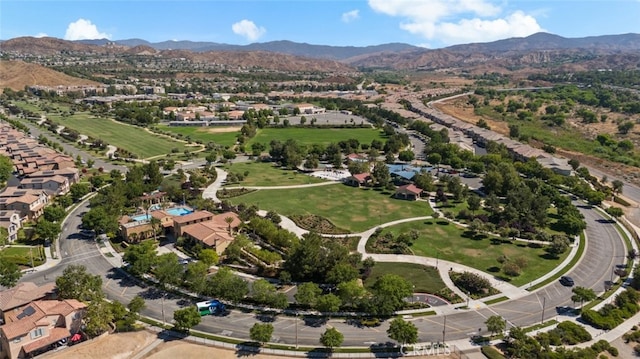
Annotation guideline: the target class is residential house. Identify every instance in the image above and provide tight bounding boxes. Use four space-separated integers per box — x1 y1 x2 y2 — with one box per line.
0 210 22 243
0 299 86 359
0 188 49 221
19 176 69 196
26 168 79 186
0 282 56 325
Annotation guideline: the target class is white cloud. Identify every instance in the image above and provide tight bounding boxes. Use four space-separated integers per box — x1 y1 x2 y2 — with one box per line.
64 19 111 40
368 0 543 45
231 19 266 42
34 33 48 38
342 9 360 23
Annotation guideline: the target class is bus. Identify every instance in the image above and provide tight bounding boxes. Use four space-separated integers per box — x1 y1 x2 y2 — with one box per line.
196 300 225 316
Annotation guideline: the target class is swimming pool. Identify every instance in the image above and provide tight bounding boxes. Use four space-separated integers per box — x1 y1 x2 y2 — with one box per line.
166 207 194 216
131 214 151 222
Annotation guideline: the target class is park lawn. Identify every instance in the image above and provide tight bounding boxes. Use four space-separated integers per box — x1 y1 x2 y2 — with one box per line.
46 113 190 158
364 262 447 294
246 127 386 147
0 246 46 268
229 185 433 233
157 124 240 147
379 220 567 287
222 161 327 186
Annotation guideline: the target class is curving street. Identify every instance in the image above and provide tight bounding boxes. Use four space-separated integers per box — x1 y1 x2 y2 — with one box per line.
16 183 630 348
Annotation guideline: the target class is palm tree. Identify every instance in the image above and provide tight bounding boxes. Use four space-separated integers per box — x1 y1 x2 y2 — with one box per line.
150 217 162 241
224 216 234 234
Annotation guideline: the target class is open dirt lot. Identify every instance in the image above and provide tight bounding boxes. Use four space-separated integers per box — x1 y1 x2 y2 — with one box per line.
41 329 455 359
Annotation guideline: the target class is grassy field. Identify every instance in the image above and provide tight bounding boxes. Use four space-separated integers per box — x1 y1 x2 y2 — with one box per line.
228 185 432 233
45 113 191 158
246 127 387 147
222 161 327 186
378 220 566 287
0 246 46 268
364 262 447 294
157 124 240 147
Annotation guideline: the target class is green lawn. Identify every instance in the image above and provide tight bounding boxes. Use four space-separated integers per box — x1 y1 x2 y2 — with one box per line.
228 185 432 233
378 220 566 286
222 161 327 186
364 262 447 294
45 113 191 158
247 127 386 147
0 246 46 268
157 124 240 147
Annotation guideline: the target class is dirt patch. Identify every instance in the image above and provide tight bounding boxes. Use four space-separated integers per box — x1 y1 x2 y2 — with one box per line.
43 330 156 359
203 127 241 133
144 341 284 359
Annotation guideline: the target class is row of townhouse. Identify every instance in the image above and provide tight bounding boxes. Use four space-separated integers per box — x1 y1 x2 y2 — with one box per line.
166 101 326 127
0 123 80 243
0 282 86 359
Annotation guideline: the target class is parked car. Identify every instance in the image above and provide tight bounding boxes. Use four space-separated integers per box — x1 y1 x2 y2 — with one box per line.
559 276 575 286
79 229 95 239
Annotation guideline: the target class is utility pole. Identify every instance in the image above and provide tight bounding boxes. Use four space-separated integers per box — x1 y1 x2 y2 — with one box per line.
442 315 446 344
30 247 34 269
541 297 546 324
161 294 166 327
295 314 299 349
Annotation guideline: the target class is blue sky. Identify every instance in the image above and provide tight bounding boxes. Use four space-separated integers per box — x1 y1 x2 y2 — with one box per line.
1 0 639 48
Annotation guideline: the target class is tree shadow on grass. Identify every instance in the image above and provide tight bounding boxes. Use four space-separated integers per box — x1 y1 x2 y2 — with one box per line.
487 266 501 273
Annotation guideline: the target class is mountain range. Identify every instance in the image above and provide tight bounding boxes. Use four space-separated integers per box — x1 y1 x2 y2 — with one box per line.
2 32 640 72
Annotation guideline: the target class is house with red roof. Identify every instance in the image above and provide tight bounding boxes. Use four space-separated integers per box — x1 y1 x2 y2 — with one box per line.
0 299 86 359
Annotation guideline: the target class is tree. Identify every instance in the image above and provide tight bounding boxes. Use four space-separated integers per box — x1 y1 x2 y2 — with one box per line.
337 279 368 309
612 180 624 195
128 295 146 314
70 183 91 202
295 282 322 308
0 155 12 185
320 327 344 353
250 323 274 346
387 318 418 345
571 286 596 307
56 264 103 302
398 150 414 162
369 274 413 315
173 307 201 332
316 293 342 314
123 240 158 276
184 261 209 295
154 252 182 288
467 195 482 213
427 153 441 172
224 216 234 233
485 315 506 337
198 248 219 267
84 300 114 337
0 260 22 288
43 205 66 222
545 236 569 258
371 161 390 187
207 267 249 303
35 219 61 242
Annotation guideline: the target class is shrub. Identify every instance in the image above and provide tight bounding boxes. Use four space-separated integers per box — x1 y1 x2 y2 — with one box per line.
481 345 505 359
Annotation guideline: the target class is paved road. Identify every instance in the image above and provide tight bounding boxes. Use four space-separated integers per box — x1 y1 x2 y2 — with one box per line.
18 190 628 348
